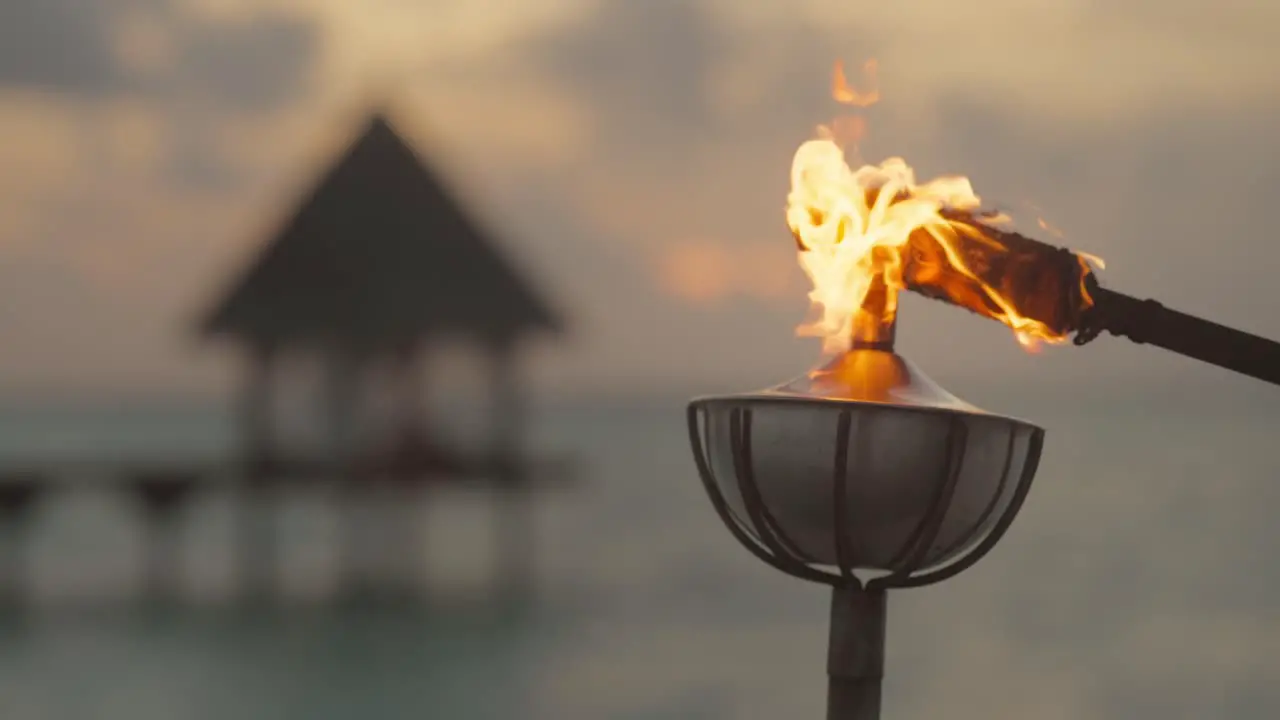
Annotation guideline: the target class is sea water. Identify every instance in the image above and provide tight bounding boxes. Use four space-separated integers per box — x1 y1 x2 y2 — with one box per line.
0 382 1276 720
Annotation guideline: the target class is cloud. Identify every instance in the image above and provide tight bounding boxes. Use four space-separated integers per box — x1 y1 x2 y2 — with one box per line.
0 92 84 200
652 240 800 306
163 14 319 112
0 0 320 113
519 0 871 165
0 0 124 93
917 93 1280 317
482 1 872 387
525 0 727 148
1 0 1279 395
0 1 327 207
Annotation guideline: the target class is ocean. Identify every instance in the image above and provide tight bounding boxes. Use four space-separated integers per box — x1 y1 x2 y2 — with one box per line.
0 381 1276 719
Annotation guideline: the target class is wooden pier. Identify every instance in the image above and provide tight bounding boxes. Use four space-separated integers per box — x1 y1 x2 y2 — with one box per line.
0 452 575 606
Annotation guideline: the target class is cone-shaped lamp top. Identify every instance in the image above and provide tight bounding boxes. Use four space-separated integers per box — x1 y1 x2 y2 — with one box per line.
760 279 984 415
765 349 983 414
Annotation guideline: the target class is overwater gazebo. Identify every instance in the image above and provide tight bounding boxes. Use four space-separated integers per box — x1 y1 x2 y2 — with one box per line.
199 111 566 600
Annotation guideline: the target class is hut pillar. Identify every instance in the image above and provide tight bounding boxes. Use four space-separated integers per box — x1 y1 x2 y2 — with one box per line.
328 348 370 600
390 344 428 596
237 344 278 601
490 342 532 595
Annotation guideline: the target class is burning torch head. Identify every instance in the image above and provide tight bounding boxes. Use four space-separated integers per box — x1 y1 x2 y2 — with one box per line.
686 60 1077 589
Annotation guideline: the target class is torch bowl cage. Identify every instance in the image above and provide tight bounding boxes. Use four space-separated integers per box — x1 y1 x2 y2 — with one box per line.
687 395 1044 589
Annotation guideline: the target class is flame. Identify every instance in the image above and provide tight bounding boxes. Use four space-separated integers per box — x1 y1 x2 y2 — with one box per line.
787 61 1098 356
1077 250 1106 271
832 59 879 108
1036 216 1065 239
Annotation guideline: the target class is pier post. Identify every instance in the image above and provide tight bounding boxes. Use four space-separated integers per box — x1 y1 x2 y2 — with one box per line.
0 474 42 606
390 344 428 598
328 348 370 601
133 472 197 602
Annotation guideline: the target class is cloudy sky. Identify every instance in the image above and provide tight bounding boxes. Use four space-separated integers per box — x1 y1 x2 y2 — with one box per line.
2 0 1278 398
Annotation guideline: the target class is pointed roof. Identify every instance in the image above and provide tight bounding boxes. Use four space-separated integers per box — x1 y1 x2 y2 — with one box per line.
200 112 563 352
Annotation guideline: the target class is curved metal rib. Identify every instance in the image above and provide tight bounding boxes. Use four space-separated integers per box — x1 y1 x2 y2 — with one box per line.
730 408 825 573
869 416 969 588
686 403 836 585
877 428 1043 589
928 422 1018 566
830 409 859 587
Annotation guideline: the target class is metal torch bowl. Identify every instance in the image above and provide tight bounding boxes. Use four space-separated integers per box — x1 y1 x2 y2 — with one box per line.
687 389 1044 590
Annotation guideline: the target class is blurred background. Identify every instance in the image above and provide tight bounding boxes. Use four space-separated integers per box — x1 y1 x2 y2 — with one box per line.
1 0 1279 718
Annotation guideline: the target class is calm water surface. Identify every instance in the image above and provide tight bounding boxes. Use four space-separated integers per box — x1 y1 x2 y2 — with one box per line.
0 382 1276 719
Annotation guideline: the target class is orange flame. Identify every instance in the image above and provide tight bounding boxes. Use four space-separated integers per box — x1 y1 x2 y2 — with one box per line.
1036 216 1065 239
832 59 879 108
788 61 1096 356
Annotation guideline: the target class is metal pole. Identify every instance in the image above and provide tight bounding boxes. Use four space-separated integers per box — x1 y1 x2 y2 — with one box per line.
827 586 887 720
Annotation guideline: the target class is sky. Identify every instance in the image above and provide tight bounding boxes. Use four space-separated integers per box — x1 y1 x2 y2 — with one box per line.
1 4 1279 717
2 0 1279 400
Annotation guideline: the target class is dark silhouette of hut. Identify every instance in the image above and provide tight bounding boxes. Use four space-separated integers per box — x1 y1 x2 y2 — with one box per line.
198 111 565 600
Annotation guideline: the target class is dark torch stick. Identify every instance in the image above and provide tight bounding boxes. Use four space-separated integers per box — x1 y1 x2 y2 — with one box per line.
900 211 1280 388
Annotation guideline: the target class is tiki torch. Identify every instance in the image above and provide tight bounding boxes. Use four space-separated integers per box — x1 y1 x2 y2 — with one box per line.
687 212 1280 719
684 145 1280 720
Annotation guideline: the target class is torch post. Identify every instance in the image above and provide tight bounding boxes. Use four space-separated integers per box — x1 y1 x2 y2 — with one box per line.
827 585 887 720
828 306 893 720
